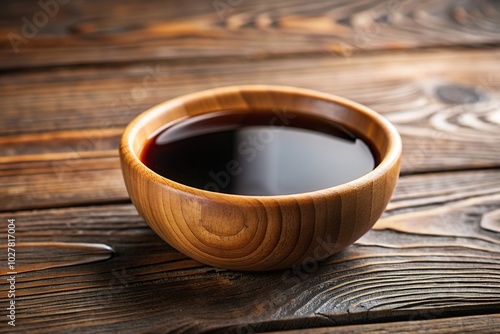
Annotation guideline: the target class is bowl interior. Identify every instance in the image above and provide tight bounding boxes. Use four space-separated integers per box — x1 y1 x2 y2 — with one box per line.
124 85 400 196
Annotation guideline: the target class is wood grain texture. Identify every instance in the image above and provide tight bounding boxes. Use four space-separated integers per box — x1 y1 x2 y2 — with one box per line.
119 85 401 270
0 0 499 69
0 169 499 333
271 313 500 333
1 0 500 331
2 48 500 137
2 49 500 212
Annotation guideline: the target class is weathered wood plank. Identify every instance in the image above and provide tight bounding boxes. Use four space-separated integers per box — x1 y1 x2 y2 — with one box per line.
0 128 121 158
1 49 500 211
270 313 500 333
0 158 128 211
0 0 499 69
2 49 500 136
0 50 500 211
1 169 499 333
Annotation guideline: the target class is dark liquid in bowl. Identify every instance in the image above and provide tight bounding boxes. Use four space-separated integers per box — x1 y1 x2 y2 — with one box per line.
141 110 376 196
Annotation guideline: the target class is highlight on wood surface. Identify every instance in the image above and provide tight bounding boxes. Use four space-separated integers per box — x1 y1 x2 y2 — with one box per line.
119 85 402 270
1 0 498 69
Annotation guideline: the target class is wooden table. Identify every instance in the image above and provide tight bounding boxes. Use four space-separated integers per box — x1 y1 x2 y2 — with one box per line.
1 0 500 332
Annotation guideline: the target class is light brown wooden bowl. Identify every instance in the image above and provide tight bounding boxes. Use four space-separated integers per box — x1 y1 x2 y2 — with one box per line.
120 85 402 271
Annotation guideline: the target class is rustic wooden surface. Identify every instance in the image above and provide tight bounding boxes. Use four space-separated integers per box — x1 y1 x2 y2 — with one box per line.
1 0 500 332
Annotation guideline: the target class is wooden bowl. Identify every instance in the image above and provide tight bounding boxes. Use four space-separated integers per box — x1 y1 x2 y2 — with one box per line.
120 85 402 271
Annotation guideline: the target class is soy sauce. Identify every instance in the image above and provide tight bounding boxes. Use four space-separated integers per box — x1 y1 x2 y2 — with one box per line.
141 110 376 196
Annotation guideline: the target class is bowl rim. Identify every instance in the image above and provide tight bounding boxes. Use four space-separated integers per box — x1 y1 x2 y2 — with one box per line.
120 85 402 201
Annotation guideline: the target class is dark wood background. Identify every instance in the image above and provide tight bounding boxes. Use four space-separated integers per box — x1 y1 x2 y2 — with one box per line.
1 0 499 332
